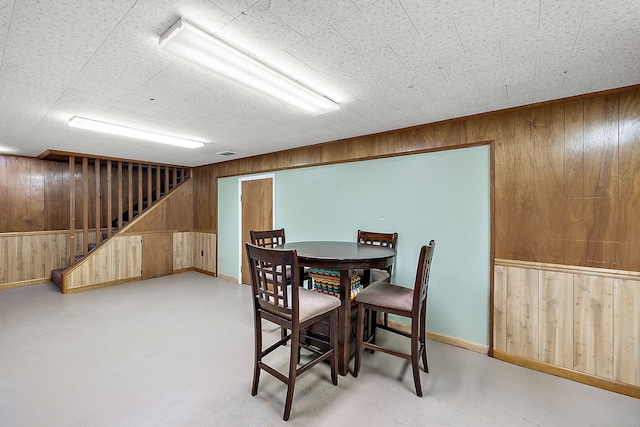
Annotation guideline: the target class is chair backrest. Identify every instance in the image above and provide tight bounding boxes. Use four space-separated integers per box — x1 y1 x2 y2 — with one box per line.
245 242 300 319
413 240 436 310
358 230 398 276
250 228 286 249
357 230 398 249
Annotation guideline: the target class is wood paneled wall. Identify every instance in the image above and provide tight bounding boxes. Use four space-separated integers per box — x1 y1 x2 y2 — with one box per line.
195 85 640 272
0 156 150 232
173 231 216 274
0 230 98 288
494 260 640 396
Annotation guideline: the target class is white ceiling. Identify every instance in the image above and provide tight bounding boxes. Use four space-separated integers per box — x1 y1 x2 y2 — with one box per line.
0 0 639 167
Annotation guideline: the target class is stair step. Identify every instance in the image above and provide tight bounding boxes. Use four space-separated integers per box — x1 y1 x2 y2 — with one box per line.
51 268 64 288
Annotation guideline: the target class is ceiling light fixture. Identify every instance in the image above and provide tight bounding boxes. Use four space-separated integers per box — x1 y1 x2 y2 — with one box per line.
68 116 205 149
158 18 339 116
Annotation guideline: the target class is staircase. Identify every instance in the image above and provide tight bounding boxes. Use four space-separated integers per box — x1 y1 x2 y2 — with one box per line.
48 154 190 290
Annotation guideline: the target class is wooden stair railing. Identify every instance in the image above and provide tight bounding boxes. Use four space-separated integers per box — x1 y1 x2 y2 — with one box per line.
50 154 190 290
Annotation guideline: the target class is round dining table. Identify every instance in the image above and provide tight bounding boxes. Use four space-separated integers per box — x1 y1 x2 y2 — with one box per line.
279 241 397 376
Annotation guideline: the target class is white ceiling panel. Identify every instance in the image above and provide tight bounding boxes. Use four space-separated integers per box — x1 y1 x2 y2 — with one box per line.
0 0 637 166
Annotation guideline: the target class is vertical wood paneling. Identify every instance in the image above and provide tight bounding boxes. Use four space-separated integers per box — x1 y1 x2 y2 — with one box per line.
173 231 193 270
29 159 45 230
69 156 76 266
82 158 89 256
616 90 640 271
117 162 123 230
142 233 172 279
481 112 515 260
95 160 101 246
0 237 8 283
434 121 461 147
513 110 534 260
506 267 539 358
107 160 112 238
583 95 619 268
563 99 586 266
574 274 614 378
613 279 640 386
539 270 573 368
493 264 507 351
531 104 565 263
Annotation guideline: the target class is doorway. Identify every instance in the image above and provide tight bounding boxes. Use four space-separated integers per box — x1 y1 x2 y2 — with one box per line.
239 175 274 284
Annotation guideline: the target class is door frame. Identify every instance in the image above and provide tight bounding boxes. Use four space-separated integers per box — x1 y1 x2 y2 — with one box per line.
237 173 275 283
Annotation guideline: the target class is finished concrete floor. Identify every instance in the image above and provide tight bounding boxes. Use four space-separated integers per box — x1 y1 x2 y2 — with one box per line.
1 272 639 426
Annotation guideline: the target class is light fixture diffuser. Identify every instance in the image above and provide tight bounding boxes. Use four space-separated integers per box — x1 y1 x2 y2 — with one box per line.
158 18 339 116
68 116 205 149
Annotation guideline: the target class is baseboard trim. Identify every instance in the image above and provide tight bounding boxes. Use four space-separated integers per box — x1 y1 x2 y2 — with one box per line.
0 277 50 291
493 350 640 399
65 276 143 294
384 318 488 354
217 273 239 283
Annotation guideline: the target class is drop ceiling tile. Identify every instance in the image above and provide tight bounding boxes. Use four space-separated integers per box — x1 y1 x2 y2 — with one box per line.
390 21 465 71
455 1 538 54
339 45 407 80
264 0 359 38
209 0 259 17
401 0 495 30
286 26 360 70
333 0 418 53
215 2 302 58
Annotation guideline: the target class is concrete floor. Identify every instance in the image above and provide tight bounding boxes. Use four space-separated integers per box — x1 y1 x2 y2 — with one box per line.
1 271 638 427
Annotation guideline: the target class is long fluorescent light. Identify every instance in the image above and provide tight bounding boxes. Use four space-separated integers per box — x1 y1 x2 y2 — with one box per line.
158 18 339 116
68 116 205 149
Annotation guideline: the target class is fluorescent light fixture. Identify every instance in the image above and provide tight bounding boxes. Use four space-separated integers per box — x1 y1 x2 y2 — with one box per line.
68 116 205 149
158 18 339 116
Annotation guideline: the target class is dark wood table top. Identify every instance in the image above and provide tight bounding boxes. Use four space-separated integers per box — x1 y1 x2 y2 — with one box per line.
279 241 396 270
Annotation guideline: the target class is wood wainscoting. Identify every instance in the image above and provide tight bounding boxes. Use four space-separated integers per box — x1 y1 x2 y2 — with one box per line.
0 230 99 290
494 259 640 398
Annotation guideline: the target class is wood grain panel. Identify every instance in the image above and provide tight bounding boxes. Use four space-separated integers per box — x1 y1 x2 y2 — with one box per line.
616 89 640 271
29 158 45 230
531 104 565 263
613 279 640 386
563 99 586 266
434 121 461 147
173 231 193 270
574 274 613 378
582 95 619 268
506 266 539 358
0 157 9 232
512 110 534 260
0 237 8 283
493 264 507 351
539 270 573 368
142 233 172 279
193 166 216 232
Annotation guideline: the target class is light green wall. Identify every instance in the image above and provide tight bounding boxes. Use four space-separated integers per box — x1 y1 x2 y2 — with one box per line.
218 146 490 345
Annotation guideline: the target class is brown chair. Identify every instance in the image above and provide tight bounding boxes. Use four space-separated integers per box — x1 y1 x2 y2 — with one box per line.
250 228 311 287
353 241 435 397
245 243 340 421
357 230 398 284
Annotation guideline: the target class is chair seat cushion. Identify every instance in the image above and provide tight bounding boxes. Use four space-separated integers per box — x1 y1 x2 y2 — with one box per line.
355 281 413 312
354 268 390 283
298 287 341 322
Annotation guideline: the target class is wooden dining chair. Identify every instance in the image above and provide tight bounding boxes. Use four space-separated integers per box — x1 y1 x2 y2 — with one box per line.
357 230 398 283
245 243 340 421
250 228 311 288
353 241 435 397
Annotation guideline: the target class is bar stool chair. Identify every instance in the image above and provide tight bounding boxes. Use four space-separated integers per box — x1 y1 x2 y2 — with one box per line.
250 228 311 288
353 241 435 397
357 230 398 284
245 243 340 421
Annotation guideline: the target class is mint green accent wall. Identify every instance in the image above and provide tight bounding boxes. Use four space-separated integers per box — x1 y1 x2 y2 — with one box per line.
217 176 240 279
217 146 490 345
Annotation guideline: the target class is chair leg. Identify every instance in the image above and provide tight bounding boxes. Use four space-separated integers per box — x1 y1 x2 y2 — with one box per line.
252 315 262 396
411 322 423 397
283 327 299 421
420 304 428 373
330 309 338 385
354 303 365 377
